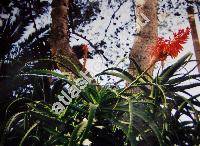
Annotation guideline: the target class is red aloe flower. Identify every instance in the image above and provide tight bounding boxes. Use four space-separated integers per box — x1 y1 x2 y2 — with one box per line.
167 27 190 58
148 27 190 67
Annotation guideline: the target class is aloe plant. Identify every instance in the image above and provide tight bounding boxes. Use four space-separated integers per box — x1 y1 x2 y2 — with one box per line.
0 53 199 146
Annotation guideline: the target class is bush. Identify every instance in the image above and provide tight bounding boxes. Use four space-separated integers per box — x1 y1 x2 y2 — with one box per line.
0 53 199 146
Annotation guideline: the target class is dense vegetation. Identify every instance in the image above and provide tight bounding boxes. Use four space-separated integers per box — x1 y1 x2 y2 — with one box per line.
0 0 200 146
0 53 200 145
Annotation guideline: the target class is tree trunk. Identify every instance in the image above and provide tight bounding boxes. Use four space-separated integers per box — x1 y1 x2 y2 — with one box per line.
129 0 158 76
187 6 200 73
50 0 82 73
128 1 158 145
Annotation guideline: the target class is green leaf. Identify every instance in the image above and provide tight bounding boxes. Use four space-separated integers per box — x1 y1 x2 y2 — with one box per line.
6 112 27 133
167 74 200 85
96 67 135 82
159 53 192 84
79 103 98 145
55 55 81 76
112 119 129 135
5 97 31 117
24 69 73 84
19 121 39 146
175 94 199 122
128 98 137 146
68 121 87 146
84 85 100 104
110 105 164 146
129 58 152 82
0 112 26 146
168 83 200 92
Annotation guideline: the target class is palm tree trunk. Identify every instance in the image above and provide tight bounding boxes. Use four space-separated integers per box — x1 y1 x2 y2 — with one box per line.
129 0 158 76
187 6 200 73
50 0 82 73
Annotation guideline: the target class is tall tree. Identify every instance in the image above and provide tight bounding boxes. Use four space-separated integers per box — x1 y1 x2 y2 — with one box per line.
187 5 200 72
128 1 158 145
50 0 82 74
129 0 158 76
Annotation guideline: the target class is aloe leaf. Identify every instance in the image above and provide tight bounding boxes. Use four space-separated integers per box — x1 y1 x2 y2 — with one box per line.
68 121 87 146
79 103 97 145
167 74 200 85
128 98 137 146
27 102 54 116
159 53 192 84
85 85 99 104
0 112 26 146
96 67 135 81
175 94 199 122
43 127 60 135
112 119 150 144
110 105 164 146
29 111 63 125
5 97 31 117
168 83 200 92
24 69 73 84
99 71 133 82
129 58 152 81
19 121 39 146
112 119 129 135
6 112 27 133
55 55 81 76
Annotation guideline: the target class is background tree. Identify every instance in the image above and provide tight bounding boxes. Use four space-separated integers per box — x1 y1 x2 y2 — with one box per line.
129 0 158 76
50 0 82 74
186 0 200 72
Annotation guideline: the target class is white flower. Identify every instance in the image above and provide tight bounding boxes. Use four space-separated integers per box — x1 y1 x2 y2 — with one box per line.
83 118 88 122
82 139 92 146
95 126 104 129
0 19 2 27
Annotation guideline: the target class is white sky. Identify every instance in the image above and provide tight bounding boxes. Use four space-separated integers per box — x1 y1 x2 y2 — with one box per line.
2 0 199 102
75 1 200 120
76 1 200 94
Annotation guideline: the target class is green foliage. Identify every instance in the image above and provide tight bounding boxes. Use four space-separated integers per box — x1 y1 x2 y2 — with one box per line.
0 53 200 146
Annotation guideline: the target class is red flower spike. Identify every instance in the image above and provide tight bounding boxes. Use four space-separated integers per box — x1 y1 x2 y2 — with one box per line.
148 27 190 67
167 27 190 58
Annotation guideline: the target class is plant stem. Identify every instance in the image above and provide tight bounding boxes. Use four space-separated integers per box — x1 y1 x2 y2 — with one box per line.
119 64 153 95
127 98 137 146
79 103 97 145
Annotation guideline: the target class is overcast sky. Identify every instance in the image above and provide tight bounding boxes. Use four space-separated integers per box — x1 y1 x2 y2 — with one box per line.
1 0 199 95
